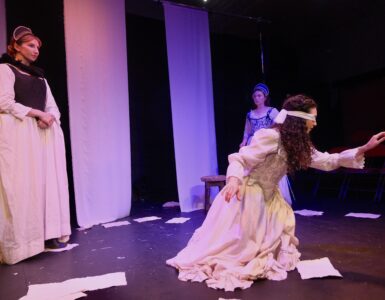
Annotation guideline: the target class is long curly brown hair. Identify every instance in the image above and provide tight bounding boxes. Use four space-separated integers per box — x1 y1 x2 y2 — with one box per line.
278 94 317 174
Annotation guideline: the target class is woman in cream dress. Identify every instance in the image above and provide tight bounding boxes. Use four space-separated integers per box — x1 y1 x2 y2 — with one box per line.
0 26 71 264
167 94 385 291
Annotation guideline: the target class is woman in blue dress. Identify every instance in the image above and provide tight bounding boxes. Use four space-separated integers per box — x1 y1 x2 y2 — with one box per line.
240 83 292 204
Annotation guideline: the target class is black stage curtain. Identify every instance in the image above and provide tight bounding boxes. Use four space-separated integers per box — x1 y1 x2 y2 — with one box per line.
126 14 178 203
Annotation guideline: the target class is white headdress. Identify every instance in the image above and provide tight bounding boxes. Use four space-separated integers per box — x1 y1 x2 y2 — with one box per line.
13 26 33 41
274 109 316 124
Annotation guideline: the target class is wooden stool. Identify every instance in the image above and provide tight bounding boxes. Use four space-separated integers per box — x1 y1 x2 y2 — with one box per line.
200 175 226 212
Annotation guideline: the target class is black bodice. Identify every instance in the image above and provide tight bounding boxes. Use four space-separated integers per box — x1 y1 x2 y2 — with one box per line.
9 65 47 111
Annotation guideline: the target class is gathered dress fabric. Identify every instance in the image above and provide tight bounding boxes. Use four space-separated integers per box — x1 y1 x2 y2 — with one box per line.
167 128 364 291
0 63 71 264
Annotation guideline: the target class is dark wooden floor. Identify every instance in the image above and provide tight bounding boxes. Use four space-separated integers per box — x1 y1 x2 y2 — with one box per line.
1 197 385 300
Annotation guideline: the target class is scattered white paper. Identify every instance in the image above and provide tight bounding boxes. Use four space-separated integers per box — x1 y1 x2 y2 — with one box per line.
296 257 342 279
76 226 92 231
162 201 180 208
117 256 126 260
58 292 87 300
165 217 190 224
345 213 381 219
20 272 127 300
133 216 162 223
294 209 324 216
13 272 18 276
45 243 79 253
218 298 241 300
101 221 130 228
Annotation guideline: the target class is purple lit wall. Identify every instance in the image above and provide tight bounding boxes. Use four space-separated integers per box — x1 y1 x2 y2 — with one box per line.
164 3 218 212
63 0 131 227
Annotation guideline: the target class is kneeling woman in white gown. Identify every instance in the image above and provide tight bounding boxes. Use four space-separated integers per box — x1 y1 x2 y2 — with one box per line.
167 94 385 291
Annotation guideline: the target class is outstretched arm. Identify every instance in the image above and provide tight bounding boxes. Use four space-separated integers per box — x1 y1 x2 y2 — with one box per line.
310 131 385 171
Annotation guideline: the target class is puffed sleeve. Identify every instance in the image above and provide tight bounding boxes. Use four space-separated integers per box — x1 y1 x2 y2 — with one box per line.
0 64 31 119
310 148 365 171
269 107 279 121
44 79 61 123
227 128 279 183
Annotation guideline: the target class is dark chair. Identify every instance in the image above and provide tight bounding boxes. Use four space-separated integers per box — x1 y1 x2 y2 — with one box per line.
311 169 348 200
341 145 385 201
374 168 385 202
311 146 349 200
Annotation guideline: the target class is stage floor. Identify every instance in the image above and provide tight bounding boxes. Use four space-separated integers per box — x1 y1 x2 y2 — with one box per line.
1 199 385 300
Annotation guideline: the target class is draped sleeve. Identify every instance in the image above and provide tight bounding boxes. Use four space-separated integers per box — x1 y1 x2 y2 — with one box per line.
44 79 61 124
227 128 280 183
310 148 365 171
0 64 31 119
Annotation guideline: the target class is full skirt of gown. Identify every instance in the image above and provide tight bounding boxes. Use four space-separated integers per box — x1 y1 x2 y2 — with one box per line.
0 114 71 264
166 181 300 291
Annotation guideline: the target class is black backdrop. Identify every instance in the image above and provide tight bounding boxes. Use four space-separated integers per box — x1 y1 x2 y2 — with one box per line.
126 14 178 202
4 2 385 214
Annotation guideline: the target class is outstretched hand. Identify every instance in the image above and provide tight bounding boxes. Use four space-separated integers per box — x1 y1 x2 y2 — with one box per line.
367 132 385 149
358 131 385 156
221 177 242 202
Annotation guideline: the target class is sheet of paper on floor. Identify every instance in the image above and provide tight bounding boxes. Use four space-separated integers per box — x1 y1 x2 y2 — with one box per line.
59 292 87 300
345 212 381 219
294 209 324 216
296 257 342 279
100 247 112 250
102 220 131 228
165 217 190 224
162 201 180 207
133 216 162 223
20 272 127 300
76 225 93 231
45 243 79 253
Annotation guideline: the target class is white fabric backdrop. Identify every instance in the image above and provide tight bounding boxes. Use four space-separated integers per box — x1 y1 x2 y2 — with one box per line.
0 0 6 53
164 3 218 212
64 0 131 227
